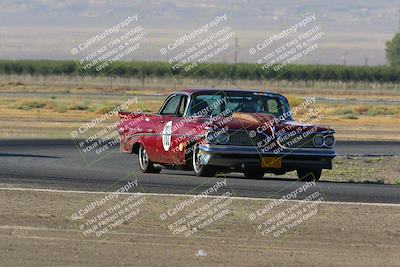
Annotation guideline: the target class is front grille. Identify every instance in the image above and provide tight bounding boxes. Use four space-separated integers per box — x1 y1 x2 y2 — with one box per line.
217 130 329 149
228 130 267 146
277 133 316 148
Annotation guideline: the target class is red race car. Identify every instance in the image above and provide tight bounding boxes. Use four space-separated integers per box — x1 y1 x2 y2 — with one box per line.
118 89 336 181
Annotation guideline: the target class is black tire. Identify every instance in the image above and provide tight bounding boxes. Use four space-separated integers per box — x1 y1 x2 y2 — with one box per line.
192 144 216 177
138 144 161 173
297 169 321 181
243 169 265 179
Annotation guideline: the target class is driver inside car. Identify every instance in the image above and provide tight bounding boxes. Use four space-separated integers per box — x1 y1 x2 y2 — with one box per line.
239 100 261 113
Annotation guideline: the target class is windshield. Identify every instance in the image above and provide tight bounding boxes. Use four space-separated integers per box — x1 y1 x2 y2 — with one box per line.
186 91 291 118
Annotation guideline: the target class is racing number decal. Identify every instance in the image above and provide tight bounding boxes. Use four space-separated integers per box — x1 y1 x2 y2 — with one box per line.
162 121 172 151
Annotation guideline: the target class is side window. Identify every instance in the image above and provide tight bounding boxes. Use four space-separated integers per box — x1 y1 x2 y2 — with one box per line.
177 95 188 117
160 95 182 115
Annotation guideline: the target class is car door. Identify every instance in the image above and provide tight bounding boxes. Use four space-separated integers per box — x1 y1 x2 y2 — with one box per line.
154 94 188 163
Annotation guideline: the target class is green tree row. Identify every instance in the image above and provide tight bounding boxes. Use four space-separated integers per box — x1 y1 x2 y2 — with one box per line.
0 60 400 82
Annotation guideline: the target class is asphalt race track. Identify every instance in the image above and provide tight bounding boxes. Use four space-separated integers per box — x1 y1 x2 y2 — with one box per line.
0 139 399 204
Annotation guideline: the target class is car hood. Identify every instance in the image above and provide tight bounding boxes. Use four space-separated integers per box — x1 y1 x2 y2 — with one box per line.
191 112 332 135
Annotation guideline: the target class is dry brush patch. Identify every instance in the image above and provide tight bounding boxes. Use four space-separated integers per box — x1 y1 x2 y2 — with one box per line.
322 156 400 184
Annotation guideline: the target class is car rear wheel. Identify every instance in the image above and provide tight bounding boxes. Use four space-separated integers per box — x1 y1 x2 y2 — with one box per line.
192 144 216 177
297 169 321 181
243 169 265 179
138 145 161 173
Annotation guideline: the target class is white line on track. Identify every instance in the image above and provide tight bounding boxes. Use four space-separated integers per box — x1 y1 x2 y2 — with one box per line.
1 186 400 207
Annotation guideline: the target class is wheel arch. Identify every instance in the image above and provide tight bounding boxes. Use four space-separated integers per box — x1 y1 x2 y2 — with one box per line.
183 138 202 166
132 142 141 154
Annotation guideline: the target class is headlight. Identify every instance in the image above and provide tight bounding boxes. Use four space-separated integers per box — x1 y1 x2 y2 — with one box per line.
313 135 324 147
205 131 230 144
324 135 335 147
216 132 230 144
205 131 215 143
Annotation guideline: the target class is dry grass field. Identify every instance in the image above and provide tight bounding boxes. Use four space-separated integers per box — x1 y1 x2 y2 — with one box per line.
1 82 400 140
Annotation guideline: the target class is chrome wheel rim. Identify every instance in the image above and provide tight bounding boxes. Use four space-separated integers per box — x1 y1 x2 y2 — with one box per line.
139 146 148 170
193 145 202 173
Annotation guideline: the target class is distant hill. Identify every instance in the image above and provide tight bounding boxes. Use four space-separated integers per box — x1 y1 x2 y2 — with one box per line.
0 0 399 65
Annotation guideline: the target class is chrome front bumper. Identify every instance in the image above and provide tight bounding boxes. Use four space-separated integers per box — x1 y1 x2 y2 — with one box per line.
198 144 336 170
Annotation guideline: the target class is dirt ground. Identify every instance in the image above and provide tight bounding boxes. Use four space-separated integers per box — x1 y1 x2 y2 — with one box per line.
322 156 400 184
0 188 399 266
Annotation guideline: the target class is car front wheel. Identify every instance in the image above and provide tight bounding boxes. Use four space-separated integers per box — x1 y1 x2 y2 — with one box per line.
138 144 161 173
297 169 321 181
192 144 216 177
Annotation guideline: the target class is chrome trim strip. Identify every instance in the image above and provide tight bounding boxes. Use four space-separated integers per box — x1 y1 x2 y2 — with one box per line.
199 144 336 157
123 133 192 139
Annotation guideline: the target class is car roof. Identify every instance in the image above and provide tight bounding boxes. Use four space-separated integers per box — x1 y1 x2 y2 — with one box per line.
174 88 281 96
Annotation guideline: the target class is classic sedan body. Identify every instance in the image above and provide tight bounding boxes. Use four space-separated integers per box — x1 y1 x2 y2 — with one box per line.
118 89 336 181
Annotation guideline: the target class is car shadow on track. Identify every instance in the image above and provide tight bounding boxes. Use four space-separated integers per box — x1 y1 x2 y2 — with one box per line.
0 153 61 159
156 170 392 186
